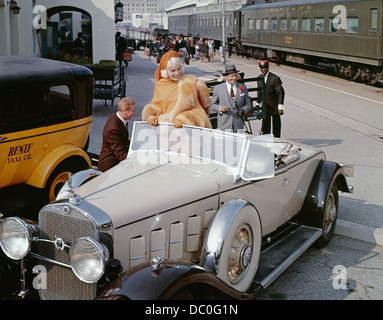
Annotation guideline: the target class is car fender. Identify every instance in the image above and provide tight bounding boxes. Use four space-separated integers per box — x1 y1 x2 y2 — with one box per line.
26 144 92 189
56 168 102 200
0 250 15 299
98 260 259 300
201 198 262 292
301 160 353 227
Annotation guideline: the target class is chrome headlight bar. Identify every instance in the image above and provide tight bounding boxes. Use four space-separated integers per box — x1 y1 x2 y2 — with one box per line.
0 217 110 284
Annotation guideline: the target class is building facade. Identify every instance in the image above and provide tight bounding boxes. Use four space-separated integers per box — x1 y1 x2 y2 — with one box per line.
0 0 115 63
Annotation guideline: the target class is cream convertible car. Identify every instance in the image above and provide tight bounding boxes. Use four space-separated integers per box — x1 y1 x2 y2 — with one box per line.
0 122 353 300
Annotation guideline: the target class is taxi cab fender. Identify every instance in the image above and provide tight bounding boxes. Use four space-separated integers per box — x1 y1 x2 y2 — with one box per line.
26 144 92 189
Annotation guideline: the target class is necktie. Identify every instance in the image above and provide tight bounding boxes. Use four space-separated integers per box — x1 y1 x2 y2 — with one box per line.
230 85 234 99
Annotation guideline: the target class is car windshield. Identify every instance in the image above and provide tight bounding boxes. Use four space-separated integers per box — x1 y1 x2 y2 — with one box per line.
129 122 246 168
129 122 275 181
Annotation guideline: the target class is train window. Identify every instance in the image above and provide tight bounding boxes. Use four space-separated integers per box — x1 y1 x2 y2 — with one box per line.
255 19 261 30
290 18 298 32
371 9 378 29
262 18 268 30
271 19 277 31
280 19 287 31
248 19 254 30
315 18 324 33
346 18 358 35
302 18 310 32
330 18 338 33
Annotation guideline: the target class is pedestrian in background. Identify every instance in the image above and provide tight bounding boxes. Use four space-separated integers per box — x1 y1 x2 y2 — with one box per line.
257 60 285 138
227 33 234 58
207 37 215 62
72 32 85 56
115 31 128 67
176 34 187 65
204 38 209 62
197 36 205 62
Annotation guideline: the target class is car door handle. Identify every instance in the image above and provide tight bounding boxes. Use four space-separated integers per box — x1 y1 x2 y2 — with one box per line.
283 177 290 186
0 136 8 141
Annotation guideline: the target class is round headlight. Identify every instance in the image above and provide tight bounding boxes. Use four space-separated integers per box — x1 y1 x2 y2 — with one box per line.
0 217 31 260
70 237 109 283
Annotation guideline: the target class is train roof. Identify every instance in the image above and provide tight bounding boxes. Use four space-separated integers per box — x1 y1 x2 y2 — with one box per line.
167 0 207 12
244 0 365 10
168 0 368 14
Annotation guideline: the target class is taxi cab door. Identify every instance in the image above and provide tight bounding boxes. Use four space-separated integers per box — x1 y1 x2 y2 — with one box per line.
0 86 47 188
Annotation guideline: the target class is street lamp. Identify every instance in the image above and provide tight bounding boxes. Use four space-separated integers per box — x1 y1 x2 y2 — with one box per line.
221 0 226 65
115 1 124 23
8 1 21 14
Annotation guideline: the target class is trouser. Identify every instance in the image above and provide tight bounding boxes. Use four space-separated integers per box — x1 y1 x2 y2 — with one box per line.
261 113 281 138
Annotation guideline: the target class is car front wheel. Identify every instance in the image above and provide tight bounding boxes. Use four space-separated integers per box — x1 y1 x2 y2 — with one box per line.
203 201 261 292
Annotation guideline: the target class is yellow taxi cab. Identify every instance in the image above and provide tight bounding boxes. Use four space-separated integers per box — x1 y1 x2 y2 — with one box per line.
0 56 93 204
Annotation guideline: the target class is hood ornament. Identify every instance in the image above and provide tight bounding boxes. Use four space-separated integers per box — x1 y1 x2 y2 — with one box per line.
67 173 82 204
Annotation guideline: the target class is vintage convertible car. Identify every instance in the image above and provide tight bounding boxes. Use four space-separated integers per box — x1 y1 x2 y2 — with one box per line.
0 122 353 300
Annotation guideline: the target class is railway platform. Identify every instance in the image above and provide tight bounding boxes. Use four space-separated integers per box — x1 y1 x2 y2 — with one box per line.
88 48 383 247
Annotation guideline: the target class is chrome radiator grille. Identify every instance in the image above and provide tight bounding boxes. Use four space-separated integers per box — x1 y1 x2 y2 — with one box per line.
37 204 97 300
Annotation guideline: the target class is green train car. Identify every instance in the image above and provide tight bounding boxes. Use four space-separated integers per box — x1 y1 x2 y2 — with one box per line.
168 0 383 86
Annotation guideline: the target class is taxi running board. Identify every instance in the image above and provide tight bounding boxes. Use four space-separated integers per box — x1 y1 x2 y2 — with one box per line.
252 225 322 290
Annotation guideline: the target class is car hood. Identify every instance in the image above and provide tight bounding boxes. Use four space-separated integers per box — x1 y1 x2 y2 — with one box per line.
74 155 227 228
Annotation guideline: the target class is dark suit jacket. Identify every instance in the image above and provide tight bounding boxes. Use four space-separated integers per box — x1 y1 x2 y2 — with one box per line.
98 113 129 172
258 72 285 116
116 36 127 54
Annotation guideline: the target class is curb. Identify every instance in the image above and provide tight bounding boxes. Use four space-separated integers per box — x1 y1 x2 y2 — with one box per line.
335 219 383 246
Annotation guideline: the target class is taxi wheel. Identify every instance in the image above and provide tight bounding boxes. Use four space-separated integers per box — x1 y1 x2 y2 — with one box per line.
45 160 88 203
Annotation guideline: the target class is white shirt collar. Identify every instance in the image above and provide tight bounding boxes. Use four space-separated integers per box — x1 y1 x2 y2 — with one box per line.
264 71 270 82
116 112 128 127
226 82 236 95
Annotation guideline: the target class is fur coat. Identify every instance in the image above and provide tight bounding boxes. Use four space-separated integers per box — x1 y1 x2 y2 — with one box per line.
142 74 212 128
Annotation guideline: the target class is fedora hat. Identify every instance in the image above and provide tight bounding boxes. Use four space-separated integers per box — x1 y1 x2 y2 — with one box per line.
222 64 239 75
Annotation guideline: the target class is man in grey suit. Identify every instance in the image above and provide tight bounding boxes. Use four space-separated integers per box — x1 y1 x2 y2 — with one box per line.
210 64 252 132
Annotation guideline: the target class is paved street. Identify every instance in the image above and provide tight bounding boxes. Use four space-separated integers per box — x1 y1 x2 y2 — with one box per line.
89 49 383 246
88 49 383 300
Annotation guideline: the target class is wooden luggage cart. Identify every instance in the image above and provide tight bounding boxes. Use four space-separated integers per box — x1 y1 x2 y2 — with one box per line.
89 65 126 107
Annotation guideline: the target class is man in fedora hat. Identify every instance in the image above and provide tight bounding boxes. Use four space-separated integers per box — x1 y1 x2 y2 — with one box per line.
210 64 252 132
257 60 285 137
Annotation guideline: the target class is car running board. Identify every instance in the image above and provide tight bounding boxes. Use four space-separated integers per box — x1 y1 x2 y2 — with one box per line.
252 225 322 290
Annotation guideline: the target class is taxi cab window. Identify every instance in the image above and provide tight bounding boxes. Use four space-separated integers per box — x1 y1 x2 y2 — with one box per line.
47 85 74 123
0 84 74 134
0 86 45 133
